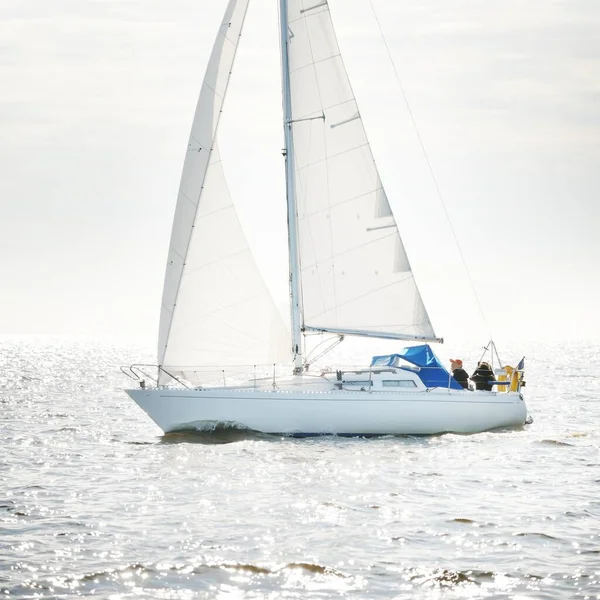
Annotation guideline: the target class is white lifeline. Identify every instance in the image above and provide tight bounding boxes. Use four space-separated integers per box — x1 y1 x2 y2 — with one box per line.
125 0 528 435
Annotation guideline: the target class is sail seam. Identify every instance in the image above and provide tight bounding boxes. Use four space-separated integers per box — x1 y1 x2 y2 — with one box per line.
179 189 200 209
188 134 207 153
183 198 237 222
300 229 398 271
298 186 387 219
202 81 225 100
304 274 414 321
180 247 250 277
169 292 269 336
222 31 239 46
160 302 173 315
296 141 370 171
169 247 185 262
289 52 342 74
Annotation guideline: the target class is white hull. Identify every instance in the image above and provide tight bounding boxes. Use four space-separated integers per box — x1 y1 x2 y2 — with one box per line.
126 387 527 436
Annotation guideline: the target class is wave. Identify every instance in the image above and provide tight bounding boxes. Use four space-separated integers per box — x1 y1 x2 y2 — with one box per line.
5 560 348 591
514 532 559 540
160 422 277 445
407 568 493 586
537 439 574 447
406 568 546 587
450 518 476 524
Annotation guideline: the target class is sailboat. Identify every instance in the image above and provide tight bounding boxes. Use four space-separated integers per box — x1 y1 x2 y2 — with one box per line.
124 0 528 435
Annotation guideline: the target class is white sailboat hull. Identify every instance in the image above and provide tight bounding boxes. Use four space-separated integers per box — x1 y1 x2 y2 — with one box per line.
126 387 527 436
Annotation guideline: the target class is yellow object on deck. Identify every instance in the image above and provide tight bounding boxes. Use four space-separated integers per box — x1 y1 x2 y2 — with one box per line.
510 366 521 392
497 367 509 392
495 365 523 392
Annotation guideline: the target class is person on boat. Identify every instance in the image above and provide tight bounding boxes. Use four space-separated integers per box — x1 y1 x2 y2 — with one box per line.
471 361 496 391
449 359 469 389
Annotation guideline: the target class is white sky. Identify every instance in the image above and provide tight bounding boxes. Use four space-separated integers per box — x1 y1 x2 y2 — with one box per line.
1 0 599 351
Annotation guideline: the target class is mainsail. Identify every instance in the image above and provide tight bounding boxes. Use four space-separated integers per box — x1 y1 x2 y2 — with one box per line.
285 0 438 341
158 0 290 384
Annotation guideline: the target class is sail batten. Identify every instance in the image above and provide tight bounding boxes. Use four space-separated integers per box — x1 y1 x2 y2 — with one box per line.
285 0 437 340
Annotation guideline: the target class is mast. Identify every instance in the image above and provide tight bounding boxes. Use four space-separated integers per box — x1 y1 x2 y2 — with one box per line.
279 0 304 374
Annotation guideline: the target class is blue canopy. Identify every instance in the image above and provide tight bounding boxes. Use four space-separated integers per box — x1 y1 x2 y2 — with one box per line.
371 344 462 390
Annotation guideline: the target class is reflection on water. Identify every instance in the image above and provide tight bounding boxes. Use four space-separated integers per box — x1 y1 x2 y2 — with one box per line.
162 428 528 444
160 427 278 445
1 337 599 599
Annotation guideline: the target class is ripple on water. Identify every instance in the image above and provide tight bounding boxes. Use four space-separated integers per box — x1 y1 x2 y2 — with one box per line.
1 337 600 599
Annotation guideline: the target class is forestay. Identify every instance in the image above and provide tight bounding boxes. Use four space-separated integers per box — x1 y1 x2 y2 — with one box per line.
285 0 438 341
158 0 290 384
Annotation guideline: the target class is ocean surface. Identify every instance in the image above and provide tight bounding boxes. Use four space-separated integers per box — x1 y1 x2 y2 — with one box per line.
1 337 599 599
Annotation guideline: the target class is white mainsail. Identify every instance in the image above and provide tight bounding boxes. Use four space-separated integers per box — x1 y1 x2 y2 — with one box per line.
158 0 290 384
285 0 438 341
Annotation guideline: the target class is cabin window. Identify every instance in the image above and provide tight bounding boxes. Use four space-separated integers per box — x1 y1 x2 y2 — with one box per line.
342 381 372 386
382 380 417 388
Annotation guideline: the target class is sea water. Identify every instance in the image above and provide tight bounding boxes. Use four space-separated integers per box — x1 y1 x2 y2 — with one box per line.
1 337 599 599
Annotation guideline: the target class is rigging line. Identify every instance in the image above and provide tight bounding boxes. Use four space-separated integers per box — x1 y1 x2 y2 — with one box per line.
365 0 493 341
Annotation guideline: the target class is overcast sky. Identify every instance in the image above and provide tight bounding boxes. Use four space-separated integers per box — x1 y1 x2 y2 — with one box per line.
1 0 599 353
